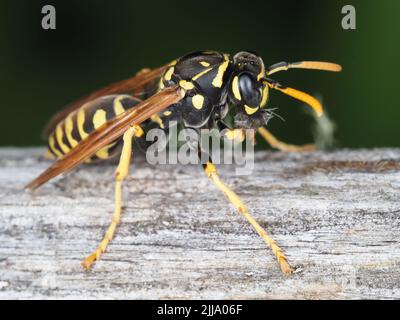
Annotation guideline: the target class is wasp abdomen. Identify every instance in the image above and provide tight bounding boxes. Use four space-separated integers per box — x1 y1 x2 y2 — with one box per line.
47 95 141 161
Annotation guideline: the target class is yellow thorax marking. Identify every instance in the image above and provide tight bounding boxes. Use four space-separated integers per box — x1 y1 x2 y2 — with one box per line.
113 96 126 116
163 110 172 116
232 76 241 100
212 54 230 88
164 66 174 81
192 67 213 81
159 78 165 90
150 113 164 128
244 104 259 115
192 94 204 109
179 80 195 90
55 124 70 154
200 61 210 67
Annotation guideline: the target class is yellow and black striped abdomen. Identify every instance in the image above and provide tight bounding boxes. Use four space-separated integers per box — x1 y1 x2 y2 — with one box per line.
47 95 142 161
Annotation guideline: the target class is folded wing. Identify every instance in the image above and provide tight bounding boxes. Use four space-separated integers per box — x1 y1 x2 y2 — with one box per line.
27 86 184 190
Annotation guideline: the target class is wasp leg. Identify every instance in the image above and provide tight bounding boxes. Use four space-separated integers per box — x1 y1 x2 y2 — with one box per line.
82 125 144 269
203 160 294 275
257 127 316 152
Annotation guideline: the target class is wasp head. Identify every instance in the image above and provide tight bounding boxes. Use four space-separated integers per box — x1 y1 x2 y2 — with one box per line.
228 51 270 129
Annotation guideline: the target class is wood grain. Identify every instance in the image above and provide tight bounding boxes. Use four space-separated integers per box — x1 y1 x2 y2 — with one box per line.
0 147 399 299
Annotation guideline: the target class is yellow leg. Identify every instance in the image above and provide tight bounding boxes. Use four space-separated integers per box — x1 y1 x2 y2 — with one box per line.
204 162 293 275
82 125 143 269
257 127 316 152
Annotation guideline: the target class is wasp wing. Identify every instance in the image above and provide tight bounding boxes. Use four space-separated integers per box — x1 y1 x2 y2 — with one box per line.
42 65 167 138
27 87 184 190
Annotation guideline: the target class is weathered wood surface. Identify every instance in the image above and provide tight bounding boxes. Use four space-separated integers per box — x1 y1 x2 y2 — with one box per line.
0 147 400 299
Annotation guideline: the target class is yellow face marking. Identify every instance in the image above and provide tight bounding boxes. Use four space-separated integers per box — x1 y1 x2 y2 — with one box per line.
192 94 204 110
163 110 172 116
200 61 210 67
77 109 89 140
113 96 126 116
260 85 269 107
55 124 70 154
179 80 195 90
232 76 241 100
164 66 174 81
93 109 107 130
48 134 63 158
65 114 78 148
257 60 265 81
150 113 164 129
192 67 213 81
244 104 259 115
212 54 230 88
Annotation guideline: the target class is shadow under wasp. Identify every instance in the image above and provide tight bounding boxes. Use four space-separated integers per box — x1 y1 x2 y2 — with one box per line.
26 51 342 274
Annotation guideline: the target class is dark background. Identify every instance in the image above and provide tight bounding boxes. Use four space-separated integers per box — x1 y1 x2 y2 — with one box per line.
0 0 399 147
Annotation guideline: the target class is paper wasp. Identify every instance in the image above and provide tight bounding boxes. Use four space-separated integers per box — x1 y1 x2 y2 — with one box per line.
26 51 341 274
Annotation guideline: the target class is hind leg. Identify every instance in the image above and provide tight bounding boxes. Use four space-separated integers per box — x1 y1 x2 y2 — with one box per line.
82 125 144 269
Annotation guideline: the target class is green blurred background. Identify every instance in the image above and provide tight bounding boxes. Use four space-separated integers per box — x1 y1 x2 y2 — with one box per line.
0 0 399 147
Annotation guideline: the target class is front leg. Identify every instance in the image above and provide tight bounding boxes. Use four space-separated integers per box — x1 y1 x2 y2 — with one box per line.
216 119 249 144
199 148 293 275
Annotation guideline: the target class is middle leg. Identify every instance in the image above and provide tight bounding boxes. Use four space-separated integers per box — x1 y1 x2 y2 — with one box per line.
257 127 316 152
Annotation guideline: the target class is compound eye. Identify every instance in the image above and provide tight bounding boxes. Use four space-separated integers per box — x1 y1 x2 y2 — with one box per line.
238 73 261 107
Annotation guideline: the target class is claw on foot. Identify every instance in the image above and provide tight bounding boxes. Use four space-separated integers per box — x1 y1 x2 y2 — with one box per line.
81 253 97 270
